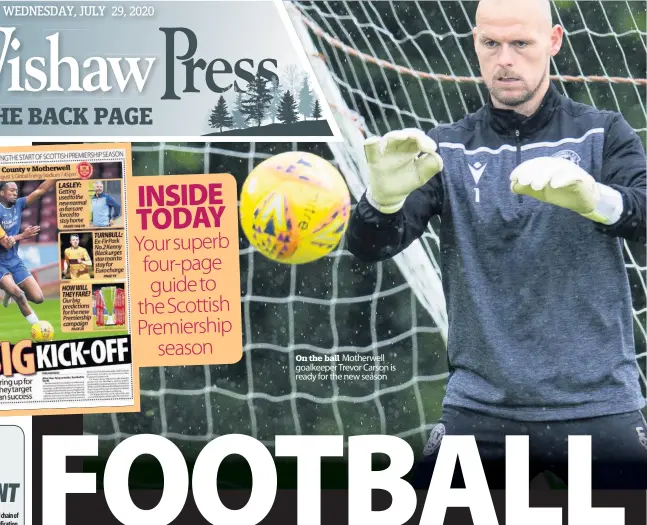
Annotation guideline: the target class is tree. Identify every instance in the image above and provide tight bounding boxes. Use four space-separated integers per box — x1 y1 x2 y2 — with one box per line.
277 90 298 124
231 92 247 129
268 77 282 123
311 99 322 120
281 64 301 96
298 78 314 120
208 96 233 132
240 71 273 127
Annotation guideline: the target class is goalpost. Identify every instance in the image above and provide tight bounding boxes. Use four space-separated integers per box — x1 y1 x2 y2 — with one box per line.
84 0 647 458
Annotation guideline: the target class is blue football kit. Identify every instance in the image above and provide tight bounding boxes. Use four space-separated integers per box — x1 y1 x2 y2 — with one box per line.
0 197 31 284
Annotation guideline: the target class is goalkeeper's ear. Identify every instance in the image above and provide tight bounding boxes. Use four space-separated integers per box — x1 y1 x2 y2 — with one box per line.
549 24 565 57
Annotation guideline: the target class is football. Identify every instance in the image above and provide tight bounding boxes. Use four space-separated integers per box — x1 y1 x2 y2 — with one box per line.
239 151 351 264
31 320 55 342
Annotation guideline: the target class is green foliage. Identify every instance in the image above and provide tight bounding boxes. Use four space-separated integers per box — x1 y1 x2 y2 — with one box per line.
301 0 645 147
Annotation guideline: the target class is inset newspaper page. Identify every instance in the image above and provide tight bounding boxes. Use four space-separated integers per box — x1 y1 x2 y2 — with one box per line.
0 143 138 416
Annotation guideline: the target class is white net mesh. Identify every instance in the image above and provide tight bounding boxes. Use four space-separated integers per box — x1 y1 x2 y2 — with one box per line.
86 142 449 459
84 0 647 458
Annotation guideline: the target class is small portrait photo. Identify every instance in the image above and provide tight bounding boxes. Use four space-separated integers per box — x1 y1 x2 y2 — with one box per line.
60 232 93 280
89 179 123 228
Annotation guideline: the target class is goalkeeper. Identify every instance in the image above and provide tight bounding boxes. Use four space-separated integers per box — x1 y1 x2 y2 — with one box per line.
346 0 647 490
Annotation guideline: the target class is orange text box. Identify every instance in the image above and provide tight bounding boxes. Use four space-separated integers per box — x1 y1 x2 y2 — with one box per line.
126 173 242 367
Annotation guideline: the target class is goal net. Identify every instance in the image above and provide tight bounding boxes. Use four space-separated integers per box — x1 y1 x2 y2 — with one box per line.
84 0 647 459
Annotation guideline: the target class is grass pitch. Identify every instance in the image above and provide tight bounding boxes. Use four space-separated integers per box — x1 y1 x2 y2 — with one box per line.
1 298 128 344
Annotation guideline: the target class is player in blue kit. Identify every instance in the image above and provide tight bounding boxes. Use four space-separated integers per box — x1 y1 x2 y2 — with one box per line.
346 0 647 490
0 180 56 326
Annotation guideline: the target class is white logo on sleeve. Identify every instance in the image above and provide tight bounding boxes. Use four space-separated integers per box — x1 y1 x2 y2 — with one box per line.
637 426 647 451
468 161 487 184
423 423 445 456
551 149 581 166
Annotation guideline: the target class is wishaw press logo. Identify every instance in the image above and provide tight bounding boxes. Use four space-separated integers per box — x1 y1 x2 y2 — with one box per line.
0 1 337 138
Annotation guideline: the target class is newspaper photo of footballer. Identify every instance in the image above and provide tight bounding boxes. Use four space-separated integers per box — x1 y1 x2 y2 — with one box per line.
60 232 93 280
89 180 123 229
0 161 126 344
0 179 58 344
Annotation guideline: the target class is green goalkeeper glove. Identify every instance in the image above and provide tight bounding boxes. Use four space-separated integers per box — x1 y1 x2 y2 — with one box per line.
510 156 623 224
364 128 444 214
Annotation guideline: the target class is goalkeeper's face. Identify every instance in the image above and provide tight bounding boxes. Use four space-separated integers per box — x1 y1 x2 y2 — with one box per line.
473 0 563 112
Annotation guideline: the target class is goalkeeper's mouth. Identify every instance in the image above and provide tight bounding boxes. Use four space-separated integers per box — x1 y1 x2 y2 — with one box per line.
496 76 522 84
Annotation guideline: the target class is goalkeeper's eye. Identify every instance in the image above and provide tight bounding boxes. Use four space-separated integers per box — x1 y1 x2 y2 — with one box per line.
483 40 498 48
513 40 529 48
